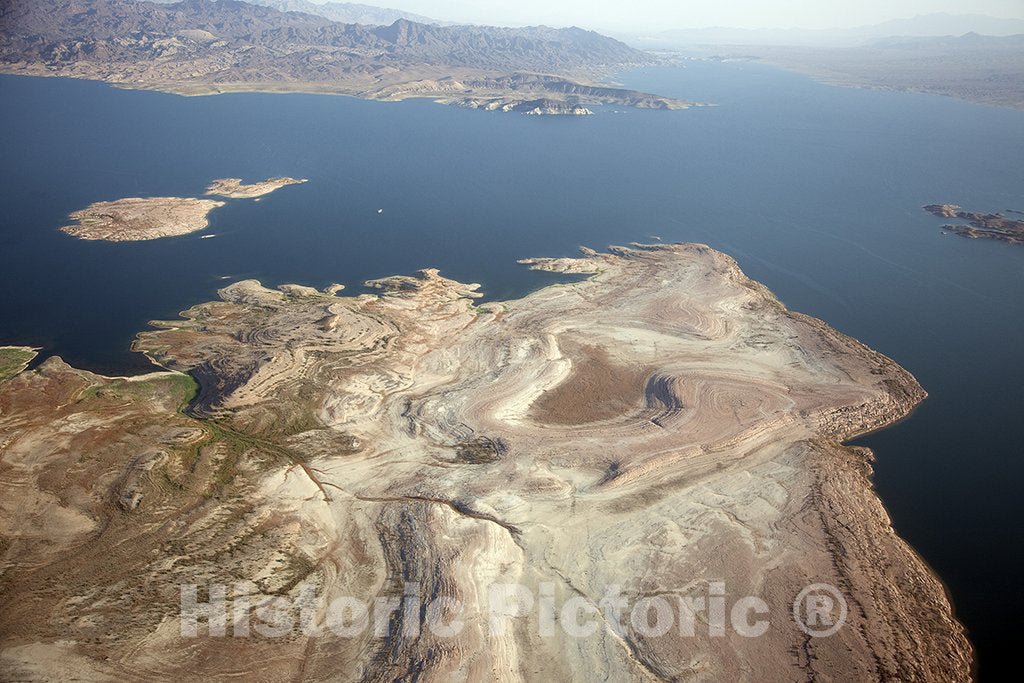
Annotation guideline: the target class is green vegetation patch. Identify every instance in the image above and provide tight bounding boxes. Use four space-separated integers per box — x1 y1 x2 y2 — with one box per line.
0 347 38 382
79 372 199 411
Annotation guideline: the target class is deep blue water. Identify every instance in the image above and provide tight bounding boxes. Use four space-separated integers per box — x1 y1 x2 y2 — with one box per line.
1 64 1022 675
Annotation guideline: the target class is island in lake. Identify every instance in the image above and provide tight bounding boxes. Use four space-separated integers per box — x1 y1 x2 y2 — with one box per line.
924 203 1024 243
206 177 307 199
0 243 971 680
60 197 226 242
60 177 306 241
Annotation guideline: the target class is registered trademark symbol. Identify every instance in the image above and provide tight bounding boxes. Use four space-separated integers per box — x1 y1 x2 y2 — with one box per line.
793 583 848 637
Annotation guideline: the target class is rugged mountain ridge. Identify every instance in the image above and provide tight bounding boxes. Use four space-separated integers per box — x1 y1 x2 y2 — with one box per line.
0 0 689 113
0 0 648 71
244 0 443 27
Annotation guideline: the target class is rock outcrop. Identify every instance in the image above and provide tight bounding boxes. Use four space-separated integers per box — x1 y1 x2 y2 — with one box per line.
923 203 1024 243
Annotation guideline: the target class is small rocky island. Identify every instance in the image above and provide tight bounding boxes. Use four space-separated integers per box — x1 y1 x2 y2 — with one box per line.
60 197 226 242
205 177 307 199
924 204 1024 244
61 178 307 241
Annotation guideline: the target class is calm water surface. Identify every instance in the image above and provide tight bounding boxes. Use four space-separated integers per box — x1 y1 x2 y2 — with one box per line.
1 64 1021 676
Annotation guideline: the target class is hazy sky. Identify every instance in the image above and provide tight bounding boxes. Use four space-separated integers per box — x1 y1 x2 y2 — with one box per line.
345 0 1024 31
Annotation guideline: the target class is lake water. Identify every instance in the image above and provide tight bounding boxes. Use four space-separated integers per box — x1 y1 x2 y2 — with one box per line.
1 64 1021 675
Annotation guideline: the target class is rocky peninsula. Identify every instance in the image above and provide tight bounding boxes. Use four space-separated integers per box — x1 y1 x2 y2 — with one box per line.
924 203 1024 244
0 243 971 679
446 97 595 116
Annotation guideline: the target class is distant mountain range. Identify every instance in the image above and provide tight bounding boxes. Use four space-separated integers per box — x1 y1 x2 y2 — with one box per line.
0 0 649 74
688 32 1024 110
229 0 444 26
866 32 1024 49
0 0 689 114
627 13 1024 48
